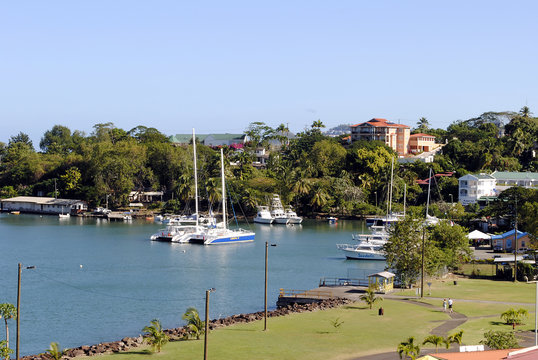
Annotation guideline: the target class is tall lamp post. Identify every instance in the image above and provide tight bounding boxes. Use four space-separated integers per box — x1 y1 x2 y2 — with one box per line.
264 242 277 331
527 280 538 346
421 227 425 298
204 288 215 360
16 264 35 360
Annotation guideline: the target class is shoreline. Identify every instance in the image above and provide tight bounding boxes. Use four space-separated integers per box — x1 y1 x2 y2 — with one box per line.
21 298 351 359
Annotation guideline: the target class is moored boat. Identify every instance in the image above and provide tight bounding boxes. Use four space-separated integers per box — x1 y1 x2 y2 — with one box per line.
253 206 273 224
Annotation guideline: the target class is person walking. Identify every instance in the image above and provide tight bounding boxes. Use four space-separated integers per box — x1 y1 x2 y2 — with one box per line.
442 298 447 312
448 298 453 313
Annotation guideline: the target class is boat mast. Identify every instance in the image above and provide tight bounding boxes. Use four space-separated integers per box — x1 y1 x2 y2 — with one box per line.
193 128 199 228
389 156 394 216
403 183 407 217
425 168 432 218
220 148 226 229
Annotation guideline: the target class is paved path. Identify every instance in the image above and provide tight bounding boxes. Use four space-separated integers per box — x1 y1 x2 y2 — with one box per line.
313 286 536 360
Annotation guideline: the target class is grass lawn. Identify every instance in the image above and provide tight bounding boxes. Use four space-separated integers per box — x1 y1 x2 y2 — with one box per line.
458 263 497 277
79 299 448 360
418 298 536 344
394 278 536 304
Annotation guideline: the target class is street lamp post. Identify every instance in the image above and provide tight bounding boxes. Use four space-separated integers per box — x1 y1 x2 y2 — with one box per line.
204 288 215 360
421 228 425 298
527 280 538 346
374 191 377 209
264 242 277 331
16 264 35 360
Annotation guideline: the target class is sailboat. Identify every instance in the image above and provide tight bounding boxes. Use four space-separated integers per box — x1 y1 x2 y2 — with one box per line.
195 148 255 245
151 129 208 242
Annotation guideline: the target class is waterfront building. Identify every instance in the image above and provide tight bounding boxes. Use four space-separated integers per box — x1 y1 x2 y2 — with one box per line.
1 196 87 215
490 171 538 192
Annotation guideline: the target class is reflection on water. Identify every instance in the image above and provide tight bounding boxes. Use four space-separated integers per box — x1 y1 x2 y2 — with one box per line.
0 214 384 355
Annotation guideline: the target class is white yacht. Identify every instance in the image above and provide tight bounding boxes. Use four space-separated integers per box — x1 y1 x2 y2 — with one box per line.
253 206 273 224
270 194 289 225
150 224 199 242
336 242 386 260
285 206 303 224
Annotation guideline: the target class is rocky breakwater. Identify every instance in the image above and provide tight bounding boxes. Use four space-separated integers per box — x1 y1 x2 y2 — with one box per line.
22 298 351 359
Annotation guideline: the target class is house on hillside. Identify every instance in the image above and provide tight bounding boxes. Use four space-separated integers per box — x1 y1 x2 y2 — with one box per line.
350 118 411 156
491 171 538 192
408 133 441 153
458 174 497 205
169 133 247 147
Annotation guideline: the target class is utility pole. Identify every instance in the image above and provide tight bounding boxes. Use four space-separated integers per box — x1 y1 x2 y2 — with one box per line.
204 288 215 360
514 198 518 282
16 264 35 360
421 227 425 298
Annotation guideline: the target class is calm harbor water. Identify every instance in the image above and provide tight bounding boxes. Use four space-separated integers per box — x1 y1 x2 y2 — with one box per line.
0 214 385 355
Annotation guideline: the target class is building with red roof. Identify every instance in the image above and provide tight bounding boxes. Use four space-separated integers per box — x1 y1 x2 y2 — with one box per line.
350 118 411 155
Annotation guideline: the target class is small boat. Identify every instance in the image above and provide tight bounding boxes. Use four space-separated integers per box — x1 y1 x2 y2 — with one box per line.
254 206 273 224
328 216 338 224
285 206 303 224
58 213 70 219
10 211 20 215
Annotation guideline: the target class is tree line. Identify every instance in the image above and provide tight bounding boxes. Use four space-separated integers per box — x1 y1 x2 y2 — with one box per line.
0 108 536 234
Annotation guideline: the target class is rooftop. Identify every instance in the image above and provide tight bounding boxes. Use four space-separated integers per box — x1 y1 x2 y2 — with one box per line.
1 196 85 205
491 171 538 181
351 118 410 128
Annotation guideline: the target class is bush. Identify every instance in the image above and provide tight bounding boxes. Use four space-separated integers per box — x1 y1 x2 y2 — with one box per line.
480 330 518 349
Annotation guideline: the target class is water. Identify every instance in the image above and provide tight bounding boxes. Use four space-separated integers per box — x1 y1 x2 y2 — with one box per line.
0 214 385 355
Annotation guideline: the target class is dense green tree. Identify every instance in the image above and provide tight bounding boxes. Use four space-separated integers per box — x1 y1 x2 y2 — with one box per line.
8 132 33 149
40 125 73 154
43 342 67 360
430 222 471 270
480 330 518 350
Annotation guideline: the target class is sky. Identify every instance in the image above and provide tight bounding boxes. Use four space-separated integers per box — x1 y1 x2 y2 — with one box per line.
1 1 537 147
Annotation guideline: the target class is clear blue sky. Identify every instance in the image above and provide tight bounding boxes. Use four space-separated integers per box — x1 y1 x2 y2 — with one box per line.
1 1 537 146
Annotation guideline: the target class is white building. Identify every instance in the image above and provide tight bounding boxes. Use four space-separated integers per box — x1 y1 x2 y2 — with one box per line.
458 174 496 205
1 196 87 215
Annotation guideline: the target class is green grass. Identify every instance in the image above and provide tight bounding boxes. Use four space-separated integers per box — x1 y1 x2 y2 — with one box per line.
79 300 447 360
458 263 497 277
395 278 536 303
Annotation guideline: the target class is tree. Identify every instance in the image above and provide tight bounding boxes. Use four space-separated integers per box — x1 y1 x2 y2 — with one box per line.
359 286 383 310
480 330 518 350
519 106 532 118
415 117 430 133
8 132 33 150
40 125 73 153
0 340 13 360
422 335 446 353
182 307 205 340
0 304 17 350
429 222 471 271
501 308 528 326
142 319 169 353
397 337 421 360
43 342 67 360
446 330 464 347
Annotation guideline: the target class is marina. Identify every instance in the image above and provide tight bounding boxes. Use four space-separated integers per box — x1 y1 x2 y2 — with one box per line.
0 214 384 356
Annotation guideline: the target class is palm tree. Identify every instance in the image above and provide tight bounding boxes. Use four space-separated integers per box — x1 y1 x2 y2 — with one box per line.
44 342 67 360
0 303 17 350
422 335 446 353
309 185 329 211
397 337 421 360
182 307 205 340
359 286 383 310
501 308 528 326
416 117 430 130
445 330 464 348
311 119 325 129
0 340 13 360
519 105 532 118
142 319 169 353
292 178 312 196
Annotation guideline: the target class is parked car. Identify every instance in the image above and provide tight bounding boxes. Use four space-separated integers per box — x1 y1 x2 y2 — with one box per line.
512 248 528 254
493 245 504 253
